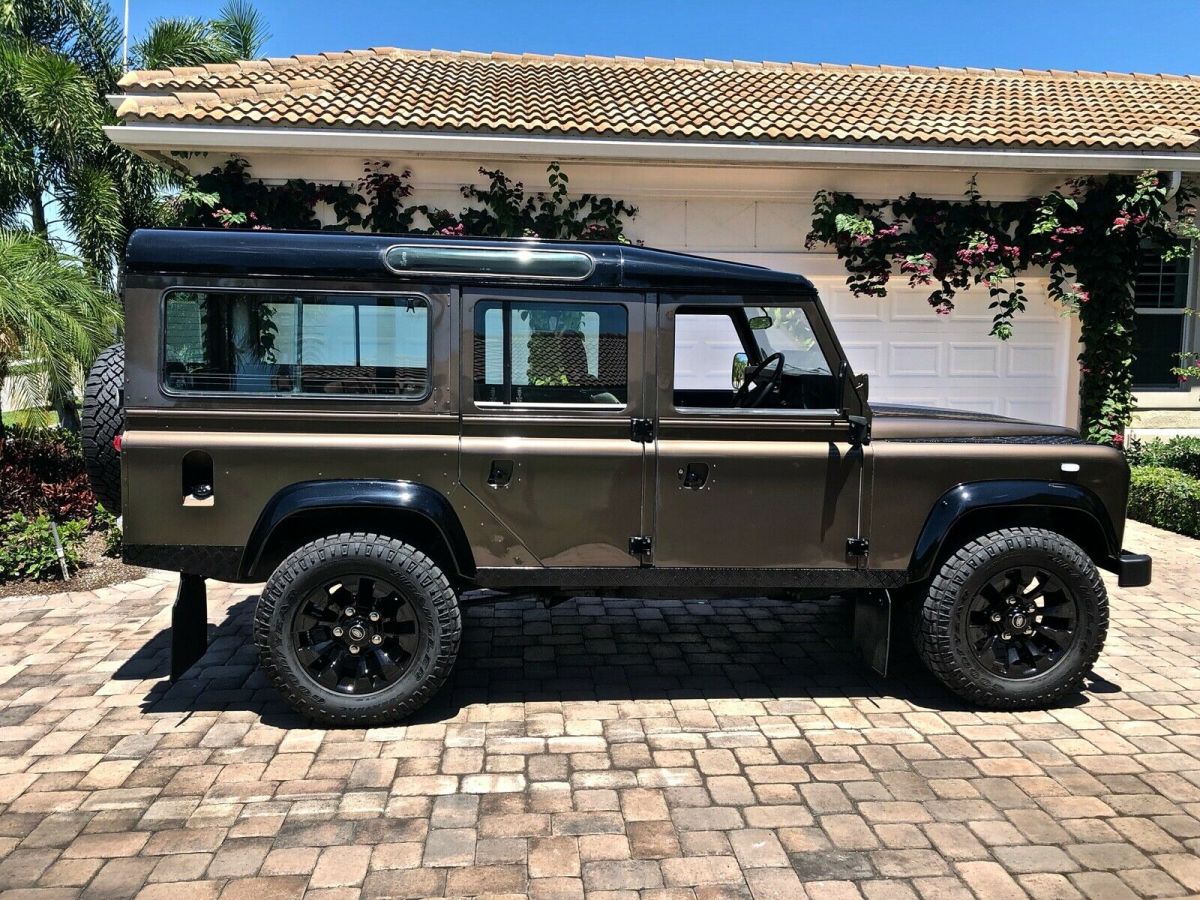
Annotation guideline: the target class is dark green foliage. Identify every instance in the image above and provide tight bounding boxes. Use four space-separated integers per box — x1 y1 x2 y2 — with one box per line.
177 159 637 242
0 424 97 521
1128 466 1200 538
806 172 1199 445
0 512 86 582
94 503 122 558
1125 437 1200 477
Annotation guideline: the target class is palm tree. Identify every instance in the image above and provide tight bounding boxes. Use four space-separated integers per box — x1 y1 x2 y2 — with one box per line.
0 0 268 429
2 1 270 278
134 1 269 70
0 230 120 445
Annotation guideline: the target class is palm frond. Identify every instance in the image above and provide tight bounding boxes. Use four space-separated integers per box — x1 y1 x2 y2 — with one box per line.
0 230 120 404
59 0 122 88
132 17 227 70
11 45 102 163
212 0 269 60
57 161 122 280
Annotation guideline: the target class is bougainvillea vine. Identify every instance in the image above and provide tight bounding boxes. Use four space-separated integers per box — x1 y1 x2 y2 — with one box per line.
806 172 1198 445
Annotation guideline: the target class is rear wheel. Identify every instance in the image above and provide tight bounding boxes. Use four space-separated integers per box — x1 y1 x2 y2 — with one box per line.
915 527 1107 709
81 343 124 512
255 533 461 725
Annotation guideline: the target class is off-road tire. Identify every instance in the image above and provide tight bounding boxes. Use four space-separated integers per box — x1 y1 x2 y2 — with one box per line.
255 533 461 726
916 527 1107 710
81 343 124 513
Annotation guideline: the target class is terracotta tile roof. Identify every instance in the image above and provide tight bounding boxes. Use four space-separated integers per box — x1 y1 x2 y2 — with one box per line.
113 47 1200 151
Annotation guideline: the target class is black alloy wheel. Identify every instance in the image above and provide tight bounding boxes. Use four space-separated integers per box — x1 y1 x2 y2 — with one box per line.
290 575 422 695
964 566 1079 679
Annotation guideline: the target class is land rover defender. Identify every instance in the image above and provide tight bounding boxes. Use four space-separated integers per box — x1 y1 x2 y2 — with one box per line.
81 229 1151 725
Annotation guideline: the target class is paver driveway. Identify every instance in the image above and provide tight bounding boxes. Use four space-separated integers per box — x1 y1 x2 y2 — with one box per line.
0 520 1197 900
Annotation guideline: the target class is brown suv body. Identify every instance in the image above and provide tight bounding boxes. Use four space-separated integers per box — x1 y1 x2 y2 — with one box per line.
92 229 1148 720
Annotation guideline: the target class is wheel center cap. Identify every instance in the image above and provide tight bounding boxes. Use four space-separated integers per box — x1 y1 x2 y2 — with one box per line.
1010 613 1027 630
348 624 367 642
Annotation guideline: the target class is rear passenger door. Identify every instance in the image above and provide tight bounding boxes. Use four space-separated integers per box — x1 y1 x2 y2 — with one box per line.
459 288 650 567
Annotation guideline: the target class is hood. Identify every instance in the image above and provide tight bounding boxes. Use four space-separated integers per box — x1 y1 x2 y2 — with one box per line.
869 403 1082 443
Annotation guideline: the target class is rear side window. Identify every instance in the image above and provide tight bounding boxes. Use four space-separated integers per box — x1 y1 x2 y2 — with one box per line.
474 299 628 405
162 290 430 398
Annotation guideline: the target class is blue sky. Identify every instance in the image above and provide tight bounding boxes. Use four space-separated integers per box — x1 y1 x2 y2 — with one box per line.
126 0 1200 74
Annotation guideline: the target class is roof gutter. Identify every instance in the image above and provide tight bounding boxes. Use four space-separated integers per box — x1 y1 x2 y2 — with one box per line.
104 123 1200 173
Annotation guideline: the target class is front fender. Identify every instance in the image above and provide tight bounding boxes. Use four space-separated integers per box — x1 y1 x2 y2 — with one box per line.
908 480 1120 581
241 479 475 579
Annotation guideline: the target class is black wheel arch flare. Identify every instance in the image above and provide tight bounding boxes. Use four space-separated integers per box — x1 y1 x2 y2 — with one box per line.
241 480 477 581
909 480 1122 582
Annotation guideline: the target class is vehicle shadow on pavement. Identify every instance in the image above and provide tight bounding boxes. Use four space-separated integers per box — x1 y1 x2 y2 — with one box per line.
115 592 1107 725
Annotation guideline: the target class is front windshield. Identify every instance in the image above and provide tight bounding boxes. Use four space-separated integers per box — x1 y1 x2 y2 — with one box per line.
749 307 832 375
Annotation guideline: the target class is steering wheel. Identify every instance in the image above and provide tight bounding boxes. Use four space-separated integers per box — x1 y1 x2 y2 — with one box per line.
734 352 785 408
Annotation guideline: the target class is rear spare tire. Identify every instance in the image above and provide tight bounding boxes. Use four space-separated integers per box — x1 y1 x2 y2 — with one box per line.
915 527 1107 710
81 343 124 513
255 533 462 726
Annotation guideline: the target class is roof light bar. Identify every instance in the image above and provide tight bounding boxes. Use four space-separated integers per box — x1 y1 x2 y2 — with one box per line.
383 244 595 280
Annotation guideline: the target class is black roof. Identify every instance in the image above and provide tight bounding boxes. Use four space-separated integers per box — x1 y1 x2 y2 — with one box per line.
125 229 816 295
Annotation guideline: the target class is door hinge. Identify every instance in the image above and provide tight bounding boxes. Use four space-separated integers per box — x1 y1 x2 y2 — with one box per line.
846 537 870 558
629 535 653 562
630 418 655 443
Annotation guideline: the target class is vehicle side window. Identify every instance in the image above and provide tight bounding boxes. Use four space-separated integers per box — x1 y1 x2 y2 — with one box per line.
474 300 628 405
673 304 837 410
162 290 430 398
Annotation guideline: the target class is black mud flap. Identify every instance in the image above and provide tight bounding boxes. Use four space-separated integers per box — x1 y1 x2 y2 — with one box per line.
853 589 892 676
171 574 208 681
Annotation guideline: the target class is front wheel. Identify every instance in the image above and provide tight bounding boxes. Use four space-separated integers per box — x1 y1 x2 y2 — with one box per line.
915 527 1107 709
255 533 461 726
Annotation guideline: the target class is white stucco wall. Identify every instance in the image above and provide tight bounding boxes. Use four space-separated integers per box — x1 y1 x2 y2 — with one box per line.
176 152 1084 426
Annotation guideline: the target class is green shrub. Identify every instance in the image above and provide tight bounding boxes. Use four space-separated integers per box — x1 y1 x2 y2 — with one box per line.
0 513 86 582
1127 466 1200 538
92 503 123 558
1125 436 1200 478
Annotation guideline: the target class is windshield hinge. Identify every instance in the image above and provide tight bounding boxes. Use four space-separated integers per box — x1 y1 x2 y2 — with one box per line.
629 535 653 563
846 537 870 559
630 418 655 443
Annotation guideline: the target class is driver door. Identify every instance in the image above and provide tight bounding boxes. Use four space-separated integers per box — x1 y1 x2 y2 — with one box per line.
653 294 867 570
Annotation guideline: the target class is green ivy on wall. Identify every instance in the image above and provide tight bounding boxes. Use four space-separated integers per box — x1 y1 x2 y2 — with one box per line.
806 172 1199 445
176 158 636 241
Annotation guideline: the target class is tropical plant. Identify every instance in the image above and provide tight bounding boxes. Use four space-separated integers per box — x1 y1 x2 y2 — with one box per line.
0 230 120 443
133 0 269 71
1 0 270 274
0 511 86 582
178 158 638 242
1 0 269 428
807 171 1199 444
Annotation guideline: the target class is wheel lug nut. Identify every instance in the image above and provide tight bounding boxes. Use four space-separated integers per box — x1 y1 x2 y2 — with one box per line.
1024 627 1033 635
344 607 355 617
990 613 1002 623
349 644 360 654
370 634 382 645
368 612 380 622
1001 632 1012 641
332 626 344 637
1006 597 1016 605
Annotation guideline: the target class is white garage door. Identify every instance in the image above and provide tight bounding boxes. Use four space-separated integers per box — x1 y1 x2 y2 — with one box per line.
689 252 1075 427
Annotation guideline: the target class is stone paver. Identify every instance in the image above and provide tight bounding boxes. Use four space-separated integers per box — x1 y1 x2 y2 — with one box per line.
0 520 1196 897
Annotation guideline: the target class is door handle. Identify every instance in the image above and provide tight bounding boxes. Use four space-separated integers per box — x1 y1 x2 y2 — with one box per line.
487 459 514 488
680 462 709 489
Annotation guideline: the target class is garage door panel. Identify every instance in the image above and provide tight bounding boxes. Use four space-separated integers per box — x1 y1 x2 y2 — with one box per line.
888 342 942 376
948 343 1002 377
1006 344 1058 378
